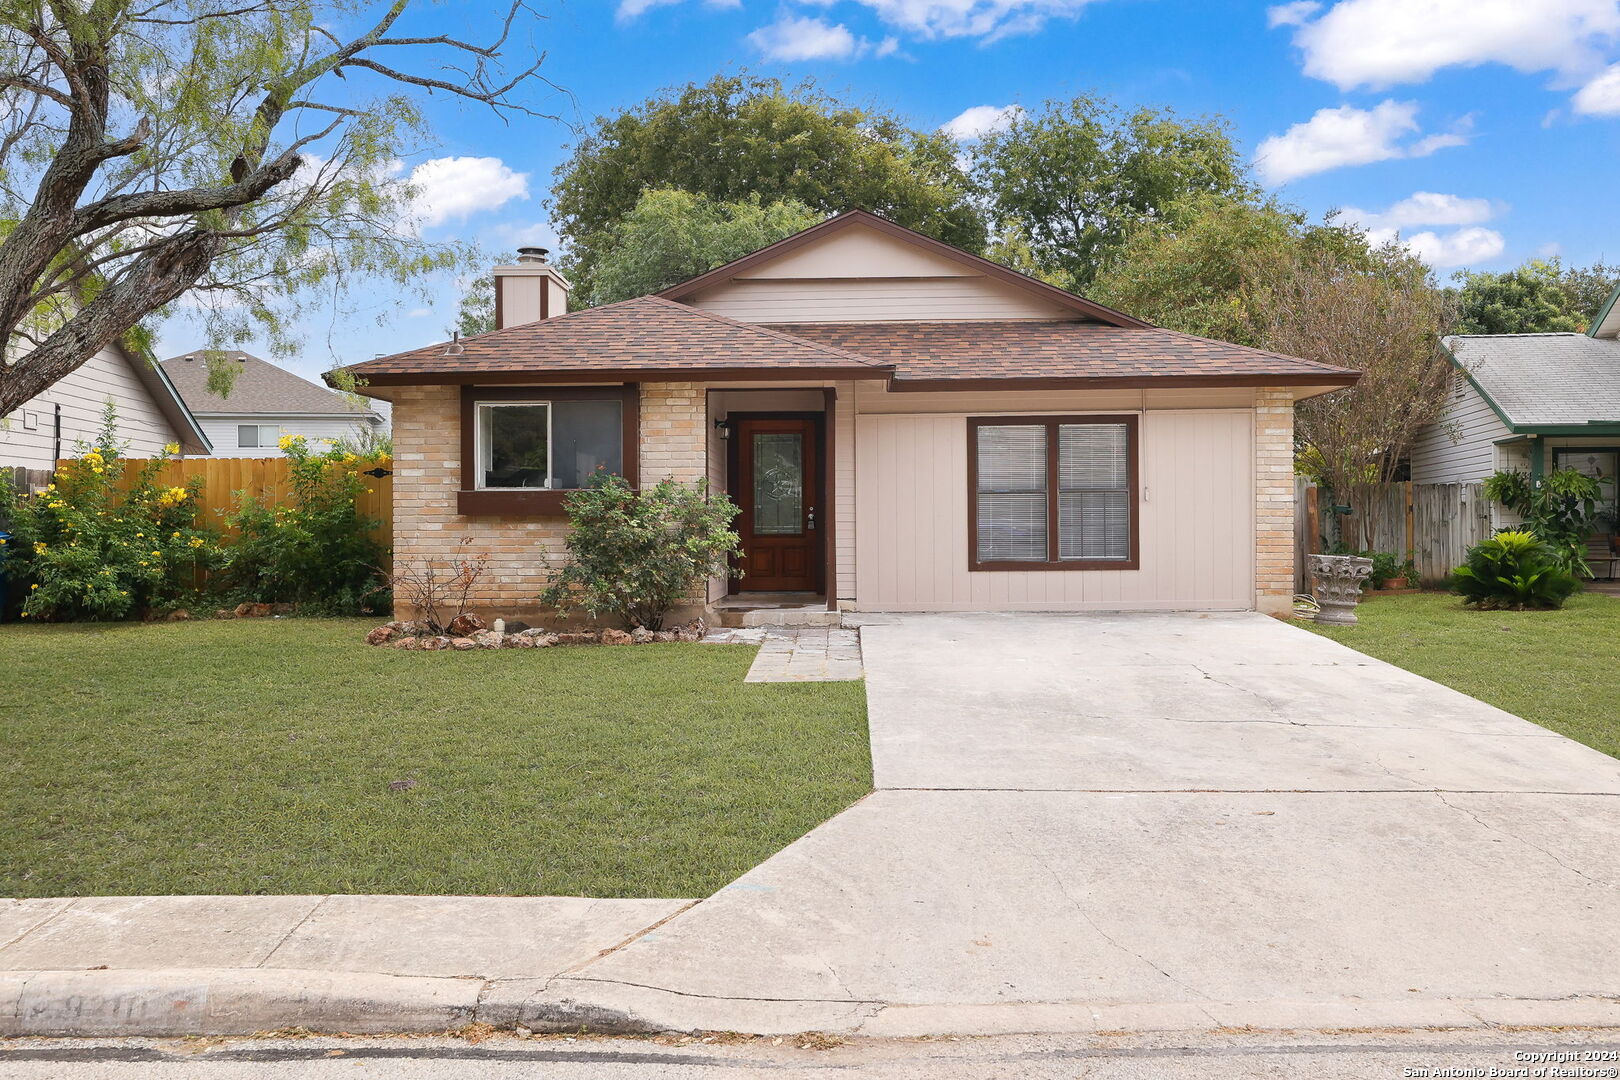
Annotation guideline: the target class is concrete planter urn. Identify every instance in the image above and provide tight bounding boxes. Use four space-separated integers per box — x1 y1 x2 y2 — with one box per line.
1308 553 1375 625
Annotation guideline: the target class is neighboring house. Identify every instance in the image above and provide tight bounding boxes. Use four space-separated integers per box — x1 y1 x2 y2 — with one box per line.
336 211 1357 623
161 350 385 458
1 340 211 478
1410 283 1620 533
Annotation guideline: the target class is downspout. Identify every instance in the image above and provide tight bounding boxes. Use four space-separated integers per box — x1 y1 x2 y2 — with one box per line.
52 404 61 465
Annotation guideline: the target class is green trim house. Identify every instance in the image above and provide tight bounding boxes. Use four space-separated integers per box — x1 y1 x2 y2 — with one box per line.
1411 291 1620 558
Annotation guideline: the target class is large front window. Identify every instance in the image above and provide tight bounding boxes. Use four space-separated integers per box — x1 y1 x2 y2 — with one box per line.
969 415 1138 570
474 398 624 489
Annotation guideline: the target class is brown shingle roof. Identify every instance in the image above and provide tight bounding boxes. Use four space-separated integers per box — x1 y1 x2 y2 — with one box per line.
342 296 888 382
763 321 1358 386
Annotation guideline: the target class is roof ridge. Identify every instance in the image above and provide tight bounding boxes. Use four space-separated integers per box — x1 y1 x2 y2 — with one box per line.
655 297 891 369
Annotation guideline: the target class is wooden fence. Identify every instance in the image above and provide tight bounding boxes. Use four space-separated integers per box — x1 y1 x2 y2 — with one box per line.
53 456 393 551
1294 479 1493 590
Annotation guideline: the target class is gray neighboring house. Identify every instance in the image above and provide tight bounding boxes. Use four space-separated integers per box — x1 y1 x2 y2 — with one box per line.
160 350 385 458
1411 284 1620 545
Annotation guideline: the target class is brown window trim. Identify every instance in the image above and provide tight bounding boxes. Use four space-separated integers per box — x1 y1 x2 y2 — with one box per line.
967 413 1140 572
458 384 639 516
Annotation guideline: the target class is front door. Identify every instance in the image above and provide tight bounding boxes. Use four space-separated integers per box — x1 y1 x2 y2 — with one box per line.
734 416 822 592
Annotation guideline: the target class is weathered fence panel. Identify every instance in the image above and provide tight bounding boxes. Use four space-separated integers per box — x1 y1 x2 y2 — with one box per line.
1294 480 1492 590
52 456 392 552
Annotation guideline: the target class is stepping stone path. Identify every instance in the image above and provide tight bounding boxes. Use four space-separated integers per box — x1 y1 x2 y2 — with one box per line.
703 627 865 683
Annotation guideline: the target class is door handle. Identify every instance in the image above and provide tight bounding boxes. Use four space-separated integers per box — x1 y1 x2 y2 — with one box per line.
807 506 816 531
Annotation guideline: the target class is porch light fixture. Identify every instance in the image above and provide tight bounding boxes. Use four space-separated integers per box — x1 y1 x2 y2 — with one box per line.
714 417 732 440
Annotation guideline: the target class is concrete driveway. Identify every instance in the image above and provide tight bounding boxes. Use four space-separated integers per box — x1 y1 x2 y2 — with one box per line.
550 613 1620 1036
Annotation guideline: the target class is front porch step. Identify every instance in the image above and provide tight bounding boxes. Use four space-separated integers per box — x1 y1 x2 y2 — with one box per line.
739 608 843 629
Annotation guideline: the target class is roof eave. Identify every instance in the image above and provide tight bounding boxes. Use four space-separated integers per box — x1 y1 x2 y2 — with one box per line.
119 341 213 455
1590 280 1620 339
331 365 894 387
887 372 1361 393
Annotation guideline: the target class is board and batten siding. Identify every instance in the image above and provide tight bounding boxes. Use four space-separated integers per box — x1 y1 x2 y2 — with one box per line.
854 408 1254 611
0 345 179 470
1409 376 1511 484
197 414 379 458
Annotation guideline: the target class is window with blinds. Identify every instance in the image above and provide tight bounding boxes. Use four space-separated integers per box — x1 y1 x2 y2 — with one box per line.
970 416 1136 569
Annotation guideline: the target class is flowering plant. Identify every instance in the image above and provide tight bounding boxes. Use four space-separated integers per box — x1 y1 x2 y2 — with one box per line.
0 415 221 620
220 434 389 613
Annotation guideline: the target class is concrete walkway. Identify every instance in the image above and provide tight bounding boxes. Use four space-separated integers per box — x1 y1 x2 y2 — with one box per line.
703 627 865 682
7 613 1620 1039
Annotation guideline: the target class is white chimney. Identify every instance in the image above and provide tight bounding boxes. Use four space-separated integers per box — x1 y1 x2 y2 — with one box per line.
492 247 570 329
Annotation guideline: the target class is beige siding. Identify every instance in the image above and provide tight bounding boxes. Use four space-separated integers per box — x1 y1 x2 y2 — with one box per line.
0 345 179 469
1409 376 1511 484
854 408 1254 611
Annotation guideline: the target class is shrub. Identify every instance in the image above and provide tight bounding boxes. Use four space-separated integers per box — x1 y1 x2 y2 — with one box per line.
386 536 489 634
220 435 388 614
1328 546 1416 591
1483 467 1604 577
0 428 221 621
1450 530 1580 610
543 473 741 630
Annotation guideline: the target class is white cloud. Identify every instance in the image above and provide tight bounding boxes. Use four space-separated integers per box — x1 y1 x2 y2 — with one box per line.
1339 191 1501 230
1273 0 1620 91
1574 62 1620 114
617 0 737 20
939 103 1024 140
1253 100 1470 183
1267 1 1320 28
747 15 867 60
784 0 1100 42
1366 225 1506 267
408 157 529 229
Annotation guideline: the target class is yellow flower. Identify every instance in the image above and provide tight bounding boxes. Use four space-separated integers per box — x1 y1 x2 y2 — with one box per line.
163 443 179 456
135 532 144 539
188 537 205 549
0 537 6 545
137 561 148 567
30 584 38 590
33 542 46 554
171 531 181 539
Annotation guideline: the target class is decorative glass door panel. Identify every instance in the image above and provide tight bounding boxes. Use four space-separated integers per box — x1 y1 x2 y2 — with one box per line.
734 418 822 592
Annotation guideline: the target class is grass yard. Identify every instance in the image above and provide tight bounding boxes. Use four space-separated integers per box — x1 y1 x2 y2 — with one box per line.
1304 591 1620 759
0 619 870 898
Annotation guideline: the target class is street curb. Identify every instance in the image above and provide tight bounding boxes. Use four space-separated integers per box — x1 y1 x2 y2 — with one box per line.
5 969 1620 1039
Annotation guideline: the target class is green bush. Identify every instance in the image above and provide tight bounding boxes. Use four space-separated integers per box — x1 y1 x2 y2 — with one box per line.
1483 467 1604 577
0 435 221 621
543 473 741 630
1450 530 1580 610
1328 546 1416 590
220 435 388 614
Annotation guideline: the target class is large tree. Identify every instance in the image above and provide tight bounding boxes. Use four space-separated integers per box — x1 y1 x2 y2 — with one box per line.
0 0 559 415
550 74 985 303
973 95 1253 288
1452 258 1620 335
583 189 821 308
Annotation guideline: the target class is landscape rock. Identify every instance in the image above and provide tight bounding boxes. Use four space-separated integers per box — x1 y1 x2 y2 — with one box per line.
166 610 191 622
214 609 234 620
471 630 504 649
505 620 533 633
630 627 655 644
556 631 598 646
234 602 273 619
450 637 477 651
447 613 486 637
391 636 422 650
506 634 535 648
419 636 450 651
601 628 634 646
674 618 707 643
653 631 678 643
365 625 397 646
516 627 550 638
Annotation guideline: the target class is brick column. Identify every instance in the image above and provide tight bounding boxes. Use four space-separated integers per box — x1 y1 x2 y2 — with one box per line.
1254 388 1297 615
639 382 706 485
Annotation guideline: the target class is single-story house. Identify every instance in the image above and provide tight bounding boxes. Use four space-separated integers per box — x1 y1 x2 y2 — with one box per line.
337 210 1357 623
1410 284 1620 534
162 350 386 458
2 339 210 481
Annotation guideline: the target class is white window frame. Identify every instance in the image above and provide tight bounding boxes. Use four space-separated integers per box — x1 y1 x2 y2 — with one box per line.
473 400 554 490
238 424 282 449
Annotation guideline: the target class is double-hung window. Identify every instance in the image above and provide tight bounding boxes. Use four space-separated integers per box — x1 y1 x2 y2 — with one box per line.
238 424 282 449
969 415 1138 570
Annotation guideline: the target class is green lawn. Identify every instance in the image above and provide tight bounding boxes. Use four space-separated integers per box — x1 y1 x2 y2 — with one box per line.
1304 590 1620 759
0 619 870 898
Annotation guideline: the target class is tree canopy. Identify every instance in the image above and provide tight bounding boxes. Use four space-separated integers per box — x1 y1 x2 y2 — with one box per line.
1451 258 1620 335
972 96 1253 288
0 0 560 415
584 189 822 308
550 74 985 302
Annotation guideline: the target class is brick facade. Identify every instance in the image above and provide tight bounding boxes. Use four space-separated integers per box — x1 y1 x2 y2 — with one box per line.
1254 387 1297 615
389 382 709 623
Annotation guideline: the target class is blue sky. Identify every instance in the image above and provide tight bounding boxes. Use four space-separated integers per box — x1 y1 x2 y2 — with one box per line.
154 0 1620 380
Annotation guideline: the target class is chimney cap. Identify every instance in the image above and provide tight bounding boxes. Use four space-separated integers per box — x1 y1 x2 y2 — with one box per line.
516 246 550 264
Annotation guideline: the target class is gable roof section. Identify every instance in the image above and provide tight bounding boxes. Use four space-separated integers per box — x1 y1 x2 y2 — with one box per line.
769 322 1358 389
163 350 380 416
657 209 1151 329
340 296 890 385
1591 281 1620 340
1444 333 1620 431
115 341 212 455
